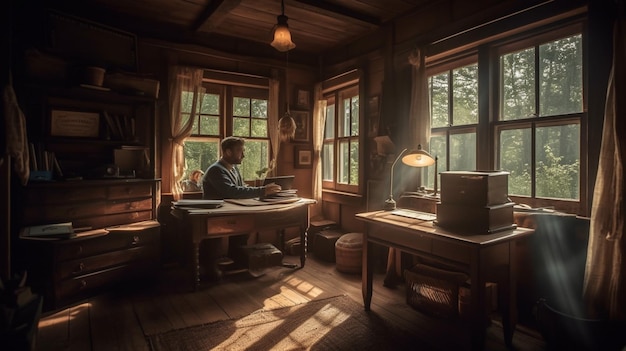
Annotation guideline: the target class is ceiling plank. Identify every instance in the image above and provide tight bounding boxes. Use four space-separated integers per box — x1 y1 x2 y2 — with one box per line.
291 0 381 29
193 0 243 32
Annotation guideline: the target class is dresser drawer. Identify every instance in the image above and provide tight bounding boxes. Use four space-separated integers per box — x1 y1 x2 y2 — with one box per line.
57 245 158 280
72 210 154 229
106 197 153 213
25 187 107 204
107 183 153 200
22 201 107 224
55 261 156 306
55 228 160 261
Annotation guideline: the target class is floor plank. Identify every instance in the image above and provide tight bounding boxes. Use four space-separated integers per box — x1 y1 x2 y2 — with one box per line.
35 255 546 351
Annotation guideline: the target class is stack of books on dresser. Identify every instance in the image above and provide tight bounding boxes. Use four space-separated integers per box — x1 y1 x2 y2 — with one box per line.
435 171 516 234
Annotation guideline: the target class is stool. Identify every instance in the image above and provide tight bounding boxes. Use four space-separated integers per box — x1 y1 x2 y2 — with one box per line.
313 229 344 262
335 233 363 274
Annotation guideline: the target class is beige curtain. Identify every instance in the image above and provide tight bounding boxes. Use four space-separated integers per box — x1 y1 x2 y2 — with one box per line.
583 14 626 320
168 66 205 201
408 48 431 151
311 83 326 218
268 78 280 176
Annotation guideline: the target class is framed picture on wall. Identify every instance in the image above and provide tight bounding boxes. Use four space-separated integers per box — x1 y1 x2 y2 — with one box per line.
294 145 312 168
295 88 310 109
292 110 310 142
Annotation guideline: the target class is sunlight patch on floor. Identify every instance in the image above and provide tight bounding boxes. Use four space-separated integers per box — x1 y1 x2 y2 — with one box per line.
38 303 91 329
284 276 324 298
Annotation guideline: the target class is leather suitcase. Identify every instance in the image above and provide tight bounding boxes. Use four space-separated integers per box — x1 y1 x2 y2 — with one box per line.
440 171 509 206
435 202 516 234
235 243 283 270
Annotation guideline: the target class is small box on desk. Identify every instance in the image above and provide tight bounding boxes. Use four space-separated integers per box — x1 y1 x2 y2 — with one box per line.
435 202 516 234
440 171 509 206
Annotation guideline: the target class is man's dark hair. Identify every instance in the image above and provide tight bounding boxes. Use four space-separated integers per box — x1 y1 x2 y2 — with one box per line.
221 136 245 152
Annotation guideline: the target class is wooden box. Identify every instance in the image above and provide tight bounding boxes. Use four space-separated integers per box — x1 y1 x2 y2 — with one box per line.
235 243 283 271
440 171 509 206
435 202 516 234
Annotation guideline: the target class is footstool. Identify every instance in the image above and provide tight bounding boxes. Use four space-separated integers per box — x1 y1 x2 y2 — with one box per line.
335 233 363 274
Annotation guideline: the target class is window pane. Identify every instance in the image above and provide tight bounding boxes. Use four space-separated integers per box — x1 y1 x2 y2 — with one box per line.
501 48 536 120
340 99 351 137
539 35 583 116
449 132 476 171
351 96 359 136
339 141 350 184
430 73 449 128
233 97 250 116
251 119 268 137
239 140 269 181
233 117 249 136
251 99 267 118
199 116 219 135
322 143 334 181
201 93 219 114
536 124 580 199
500 128 532 196
452 65 478 125
325 104 335 139
350 140 359 185
183 139 219 175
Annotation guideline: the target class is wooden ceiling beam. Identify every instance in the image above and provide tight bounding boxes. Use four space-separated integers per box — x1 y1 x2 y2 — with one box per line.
192 0 243 32
291 0 380 29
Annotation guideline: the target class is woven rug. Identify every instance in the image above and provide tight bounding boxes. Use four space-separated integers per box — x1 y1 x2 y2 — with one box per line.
148 295 433 351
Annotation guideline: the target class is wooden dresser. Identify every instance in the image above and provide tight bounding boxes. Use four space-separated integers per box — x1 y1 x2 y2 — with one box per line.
16 180 161 311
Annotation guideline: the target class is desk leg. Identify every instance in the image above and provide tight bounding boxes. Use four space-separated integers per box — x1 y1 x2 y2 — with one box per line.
299 226 307 268
470 249 487 351
192 241 200 291
501 242 517 347
361 233 373 311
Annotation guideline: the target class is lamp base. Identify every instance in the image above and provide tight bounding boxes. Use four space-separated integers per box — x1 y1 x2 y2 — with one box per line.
383 197 397 211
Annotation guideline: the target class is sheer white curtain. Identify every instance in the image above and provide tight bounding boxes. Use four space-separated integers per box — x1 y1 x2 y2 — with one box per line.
583 12 626 320
168 66 205 201
268 78 280 176
311 82 326 218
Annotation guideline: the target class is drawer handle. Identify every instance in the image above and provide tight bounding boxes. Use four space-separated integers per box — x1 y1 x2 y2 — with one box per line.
73 262 85 274
132 236 140 245
80 280 87 290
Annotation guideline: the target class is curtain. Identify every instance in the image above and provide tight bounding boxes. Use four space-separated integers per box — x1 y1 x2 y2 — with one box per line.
311 82 326 218
583 12 626 320
268 78 280 176
408 48 431 153
168 66 205 201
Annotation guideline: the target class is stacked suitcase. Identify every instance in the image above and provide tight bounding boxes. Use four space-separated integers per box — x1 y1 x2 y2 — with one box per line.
435 171 516 234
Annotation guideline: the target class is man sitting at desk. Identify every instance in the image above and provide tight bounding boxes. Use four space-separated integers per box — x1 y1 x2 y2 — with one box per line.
200 136 282 280
202 136 281 199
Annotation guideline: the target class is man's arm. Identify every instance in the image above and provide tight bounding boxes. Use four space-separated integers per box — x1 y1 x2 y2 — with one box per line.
204 165 264 199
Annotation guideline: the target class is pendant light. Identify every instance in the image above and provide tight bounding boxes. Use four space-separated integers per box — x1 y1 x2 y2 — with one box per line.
270 0 296 52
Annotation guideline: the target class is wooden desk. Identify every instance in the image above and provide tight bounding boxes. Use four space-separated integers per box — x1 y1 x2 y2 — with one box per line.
172 199 315 290
356 210 534 351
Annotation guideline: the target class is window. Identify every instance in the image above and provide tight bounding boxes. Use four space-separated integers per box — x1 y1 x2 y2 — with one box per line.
497 31 582 203
322 84 360 193
182 80 271 182
424 22 584 213
427 57 479 190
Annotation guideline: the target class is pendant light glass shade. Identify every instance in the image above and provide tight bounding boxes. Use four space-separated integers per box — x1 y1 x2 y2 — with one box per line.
271 14 296 52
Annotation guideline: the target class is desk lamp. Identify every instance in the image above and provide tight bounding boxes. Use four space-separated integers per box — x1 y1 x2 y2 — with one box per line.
384 145 436 210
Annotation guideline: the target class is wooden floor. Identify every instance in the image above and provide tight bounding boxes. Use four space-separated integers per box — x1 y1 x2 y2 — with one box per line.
34 254 547 351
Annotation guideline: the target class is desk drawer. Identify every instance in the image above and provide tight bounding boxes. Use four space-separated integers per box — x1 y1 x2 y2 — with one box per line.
431 240 471 265
370 224 431 253
206 216 254 235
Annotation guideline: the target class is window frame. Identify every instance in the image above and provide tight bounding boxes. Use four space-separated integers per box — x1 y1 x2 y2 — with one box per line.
423 19 587 215
321 77 362 194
